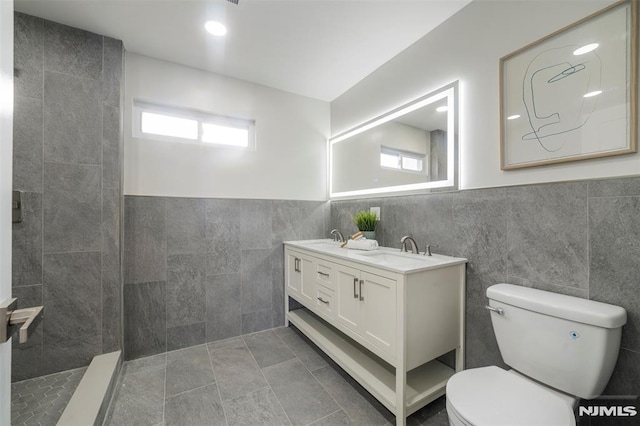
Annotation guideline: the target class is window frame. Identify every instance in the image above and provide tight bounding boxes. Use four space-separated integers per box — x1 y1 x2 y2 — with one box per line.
380 146 427 174
133 100 256 151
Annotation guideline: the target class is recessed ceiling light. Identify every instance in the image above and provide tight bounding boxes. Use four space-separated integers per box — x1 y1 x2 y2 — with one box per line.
436 106 448 112
507 114 520 120
584 90 602 98
573 43 599 56
205 21 227 36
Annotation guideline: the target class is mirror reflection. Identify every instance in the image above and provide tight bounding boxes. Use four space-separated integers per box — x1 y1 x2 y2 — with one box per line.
330 81 458 198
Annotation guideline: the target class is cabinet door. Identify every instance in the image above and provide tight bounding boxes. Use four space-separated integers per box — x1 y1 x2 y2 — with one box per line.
299 256 315 304
360 272 396 354
286 251 302 295
335 265 362 334
286 251 314 304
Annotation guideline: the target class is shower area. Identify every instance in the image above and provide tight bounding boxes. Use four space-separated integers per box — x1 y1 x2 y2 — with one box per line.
10 12 124 425
8 11 332 425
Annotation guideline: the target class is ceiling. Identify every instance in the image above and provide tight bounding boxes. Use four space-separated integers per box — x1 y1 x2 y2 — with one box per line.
397 97 448 132
15 0 471 102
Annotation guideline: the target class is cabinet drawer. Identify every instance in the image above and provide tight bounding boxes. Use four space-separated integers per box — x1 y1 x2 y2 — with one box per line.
315 261 334 290
315 287 335 319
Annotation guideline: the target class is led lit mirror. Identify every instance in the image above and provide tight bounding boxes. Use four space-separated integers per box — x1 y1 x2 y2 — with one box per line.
330 81 458 198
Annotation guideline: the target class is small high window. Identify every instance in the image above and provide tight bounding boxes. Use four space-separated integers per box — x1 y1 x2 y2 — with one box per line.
201 123 249 148
380 146 426 173
141 112 198 140
133 101 255 150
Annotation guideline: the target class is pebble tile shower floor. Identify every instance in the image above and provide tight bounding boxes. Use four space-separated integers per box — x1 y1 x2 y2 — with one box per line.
106 326 449 426
10 367 86 425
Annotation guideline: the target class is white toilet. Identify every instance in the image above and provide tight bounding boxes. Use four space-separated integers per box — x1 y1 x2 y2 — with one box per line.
446 283 627 426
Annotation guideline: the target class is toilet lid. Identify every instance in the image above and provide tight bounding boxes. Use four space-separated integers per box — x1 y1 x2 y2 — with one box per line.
446 366 576 426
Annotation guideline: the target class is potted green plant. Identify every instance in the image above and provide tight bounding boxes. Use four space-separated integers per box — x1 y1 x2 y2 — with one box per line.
352 210 378 240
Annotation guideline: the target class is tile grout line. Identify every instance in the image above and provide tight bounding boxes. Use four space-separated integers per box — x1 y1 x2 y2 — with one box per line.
307 359 357 424
223 384 271 404
204 198 210 347
586 181 590 300
242 333 295 426
205 341 230 426
620 346 640 355
282 326 394 425
275 328 354 425
40 18 46 377
505 189 511 285
305 408 343 426
163 380 220 402
42 248 103 256
100 142 104 354
164 197 168 357
161 353 167 425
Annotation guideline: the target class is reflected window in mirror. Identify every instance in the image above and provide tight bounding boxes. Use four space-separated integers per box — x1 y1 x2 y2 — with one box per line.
380 147 426 173
330 81 458 199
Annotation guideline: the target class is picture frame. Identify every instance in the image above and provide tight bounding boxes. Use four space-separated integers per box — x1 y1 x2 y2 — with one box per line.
500 0 638 170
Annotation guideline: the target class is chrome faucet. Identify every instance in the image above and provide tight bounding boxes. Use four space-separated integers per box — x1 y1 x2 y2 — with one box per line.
400 236 419 254
330 229 345 242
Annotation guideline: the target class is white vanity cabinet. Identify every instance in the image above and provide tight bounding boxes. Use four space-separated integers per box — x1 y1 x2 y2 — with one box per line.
284 240 467 426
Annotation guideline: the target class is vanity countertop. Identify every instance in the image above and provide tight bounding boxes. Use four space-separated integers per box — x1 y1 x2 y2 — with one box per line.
284 239 467 274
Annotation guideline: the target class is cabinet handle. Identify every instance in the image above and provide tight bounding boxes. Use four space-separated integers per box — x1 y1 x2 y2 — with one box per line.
317 297 329 305
294 258 300 272
318 271 330 278
353 278 358 298
359 279 364 301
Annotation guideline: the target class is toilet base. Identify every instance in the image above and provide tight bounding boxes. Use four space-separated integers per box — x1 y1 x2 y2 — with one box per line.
446 397 471 426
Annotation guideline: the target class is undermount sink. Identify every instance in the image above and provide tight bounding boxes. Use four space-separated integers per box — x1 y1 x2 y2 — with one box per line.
304 240 343 249
356 251 439 265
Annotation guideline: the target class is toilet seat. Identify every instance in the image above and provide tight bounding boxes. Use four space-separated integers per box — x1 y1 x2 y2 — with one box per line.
446 366 576 426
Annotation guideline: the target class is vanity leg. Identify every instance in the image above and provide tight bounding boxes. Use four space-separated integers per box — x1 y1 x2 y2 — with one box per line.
455 346 464 372
284 293 290 327
395 279 407 426
395 370 407 426
456 272 465 372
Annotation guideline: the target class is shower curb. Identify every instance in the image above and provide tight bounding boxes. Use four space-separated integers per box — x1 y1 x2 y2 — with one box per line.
57 350 122 426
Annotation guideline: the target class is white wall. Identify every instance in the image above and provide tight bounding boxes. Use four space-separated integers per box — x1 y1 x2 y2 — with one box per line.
124 53 329 200
331 0 640 190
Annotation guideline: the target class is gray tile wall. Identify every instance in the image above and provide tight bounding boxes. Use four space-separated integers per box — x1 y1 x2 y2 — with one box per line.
12 13 123 381
123 196 329 360
330 178 640 398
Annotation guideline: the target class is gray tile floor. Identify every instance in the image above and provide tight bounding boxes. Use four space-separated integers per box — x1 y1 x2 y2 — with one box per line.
106 326 449 426
11 366 87 426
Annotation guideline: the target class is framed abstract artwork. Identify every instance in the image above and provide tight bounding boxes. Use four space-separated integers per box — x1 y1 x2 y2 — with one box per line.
500 0 637 170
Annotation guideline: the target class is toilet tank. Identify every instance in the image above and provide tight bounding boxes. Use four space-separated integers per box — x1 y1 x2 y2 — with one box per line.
487 284 627 399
